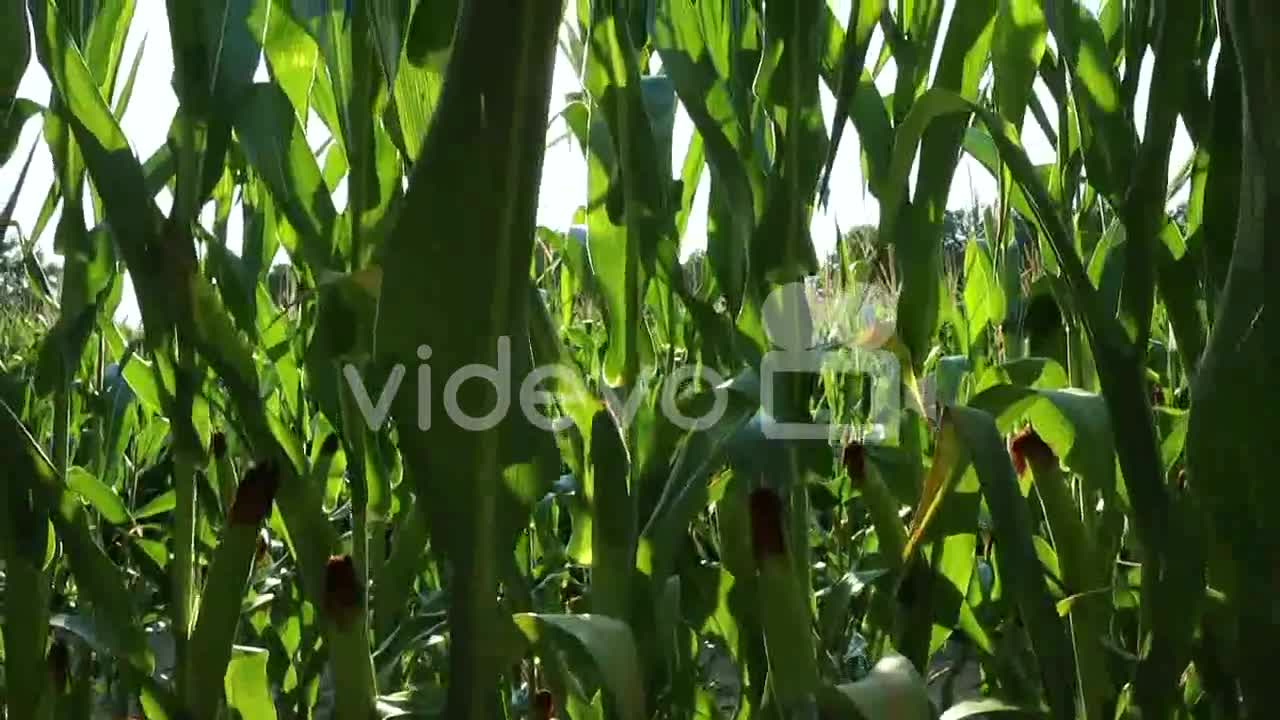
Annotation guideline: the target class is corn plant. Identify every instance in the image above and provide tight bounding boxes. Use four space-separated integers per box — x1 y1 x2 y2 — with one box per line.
0 0 1275 718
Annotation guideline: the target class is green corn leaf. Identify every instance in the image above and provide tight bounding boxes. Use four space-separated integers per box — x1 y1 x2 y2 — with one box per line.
1 99 41 166
1194 42 1240 306
819 0 884 201
134 488 177 519
293 0 354 143
859 457 908 573
247 0 323 122
674 130 705 242
82 0 135 103
1047 2 1136 202
940 699 1047 720
585 407 633 624
368 0 410 90
1024 443 1110 720
989 0 1047 259
968 378 1122 584
816 654 931 720
233 82 339 274
110 31 146 119
966 93 1203 720
886 0 944 124
1155 222 1206 374
653 0 764 318
1187 4 1279 715
582 104 647 388
993 0 1048 129
581 6 673 387
0 402 154 677
514 613 646 720
963 238 1007 345
0 0 30 105
66 466 130 524
897 416 980 667
372 493 430 641
0 434 53 720
373 1 562 715
28 0 179 341
491 337 561 588
182 271 338 613
1114 0 1203 354
844 71 893 196
172 0 260 120
188 523 261 719
945 406 1074 720
638 378 758 582
35 226 115 397
387 57 444 163
751 0 828 286
224 647 279 720
891 0 996 368
405 0 459 68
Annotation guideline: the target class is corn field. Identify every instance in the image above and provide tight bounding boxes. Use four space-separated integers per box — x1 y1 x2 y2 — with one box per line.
0 0 1275 717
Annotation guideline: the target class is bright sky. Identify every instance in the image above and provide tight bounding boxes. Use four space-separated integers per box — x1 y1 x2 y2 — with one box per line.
1 0 1191 325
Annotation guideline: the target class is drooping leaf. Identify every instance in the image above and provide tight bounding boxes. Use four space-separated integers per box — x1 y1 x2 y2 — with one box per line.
816 654 931 720
818 0 884 202
0 99 41 165
224 647 279 720
66 466 129 524
514 613 645 720
946 406 1074 720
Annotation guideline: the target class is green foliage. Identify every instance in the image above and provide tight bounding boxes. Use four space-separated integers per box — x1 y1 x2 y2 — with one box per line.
0 1 1274 719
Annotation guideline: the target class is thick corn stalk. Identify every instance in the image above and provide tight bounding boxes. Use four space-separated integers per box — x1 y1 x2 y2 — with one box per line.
1186 2 1279 716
